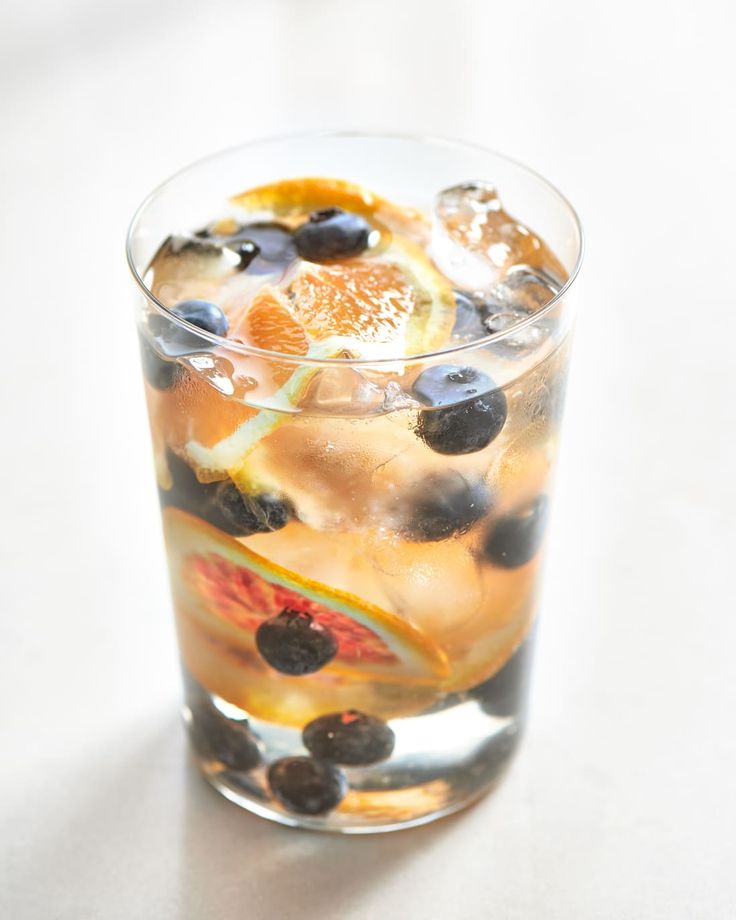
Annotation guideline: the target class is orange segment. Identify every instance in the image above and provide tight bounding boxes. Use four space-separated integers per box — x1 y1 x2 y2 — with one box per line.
290 260 416 346
231 241 454 361
238 285 309 356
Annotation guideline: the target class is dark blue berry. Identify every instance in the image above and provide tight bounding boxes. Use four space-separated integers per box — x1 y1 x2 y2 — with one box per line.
212 483 294 537
148 300 228 354
159 460 295 537
470 636 535 717
402 473 492 542
171 299 228 337
188 701 261 771
227 222 296 274
139 333 184 391
483 496 548 568
293 208 372 261
303 711 395 765
413 365 507 455
413 364 492 407
256 610 338 676
268 757 346 815
158 450 220 515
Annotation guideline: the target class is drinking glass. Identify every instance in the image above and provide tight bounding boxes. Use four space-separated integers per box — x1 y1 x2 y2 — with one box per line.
127 134 583 832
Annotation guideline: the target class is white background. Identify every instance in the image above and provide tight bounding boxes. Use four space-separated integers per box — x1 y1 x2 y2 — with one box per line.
2 0 736 917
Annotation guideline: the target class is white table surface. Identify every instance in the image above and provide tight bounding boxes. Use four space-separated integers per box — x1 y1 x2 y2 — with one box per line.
2 0 736 917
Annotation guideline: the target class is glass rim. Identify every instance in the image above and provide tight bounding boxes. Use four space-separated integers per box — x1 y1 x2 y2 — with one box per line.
125 130 584 368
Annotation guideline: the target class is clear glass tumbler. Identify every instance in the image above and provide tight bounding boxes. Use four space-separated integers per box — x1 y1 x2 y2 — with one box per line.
127 134 582 833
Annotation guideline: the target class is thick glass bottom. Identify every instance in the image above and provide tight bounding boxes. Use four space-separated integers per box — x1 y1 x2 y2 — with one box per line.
182 637 533 834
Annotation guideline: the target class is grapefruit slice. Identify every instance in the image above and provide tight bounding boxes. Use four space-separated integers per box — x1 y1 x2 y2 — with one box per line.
164 509 448 724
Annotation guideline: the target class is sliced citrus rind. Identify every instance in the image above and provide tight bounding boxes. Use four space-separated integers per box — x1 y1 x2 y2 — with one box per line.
176 619 442 726
230 176 428 239
376 234 456 356
183 338 338 474
163 508 448 685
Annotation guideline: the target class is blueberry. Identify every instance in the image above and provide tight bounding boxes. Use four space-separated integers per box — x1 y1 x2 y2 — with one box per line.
303 711 395 765
293 208 372 262
158 450 221 516
226 222 296 274
268 757 346 815
212 483 294 537
159 463 295 537
413 364 493 408
401 473 492 542
470 636 535 718
413 365 507 455
483 496 548 568
139 332 183 391
188 701 261 771
147 300 228 355
256 609 338 676
452 291 488 341
171 299 228 336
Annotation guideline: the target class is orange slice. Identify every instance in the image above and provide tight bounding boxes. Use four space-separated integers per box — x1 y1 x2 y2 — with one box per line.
187 222 455 475
230 176 428 239
164 509 448 724
240 286 309 357
233 234 454 359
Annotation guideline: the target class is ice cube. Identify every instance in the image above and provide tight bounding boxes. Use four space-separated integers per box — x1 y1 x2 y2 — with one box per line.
467 265 563 356
430 182 503 291
303 366 385 415
368 537 485 639
431 182 550 293
382 381 420 412
482 304 546 355
147 234 239 307
497 263 562 311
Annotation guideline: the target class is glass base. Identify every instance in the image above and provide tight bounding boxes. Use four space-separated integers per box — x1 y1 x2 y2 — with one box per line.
181 637 533 833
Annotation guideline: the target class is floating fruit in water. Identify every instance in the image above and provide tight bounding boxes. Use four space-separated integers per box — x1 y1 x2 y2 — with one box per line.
413 365 508 456
187 700 262 771
483 496 549 568
293 207 373 262
164 509 448 724
230 176 428 241
399 472 492 543
268 756 346 815
302 710 395 765
256 609 338 675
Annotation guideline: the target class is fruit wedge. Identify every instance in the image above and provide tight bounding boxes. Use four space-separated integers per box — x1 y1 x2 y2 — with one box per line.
164 509 448 724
